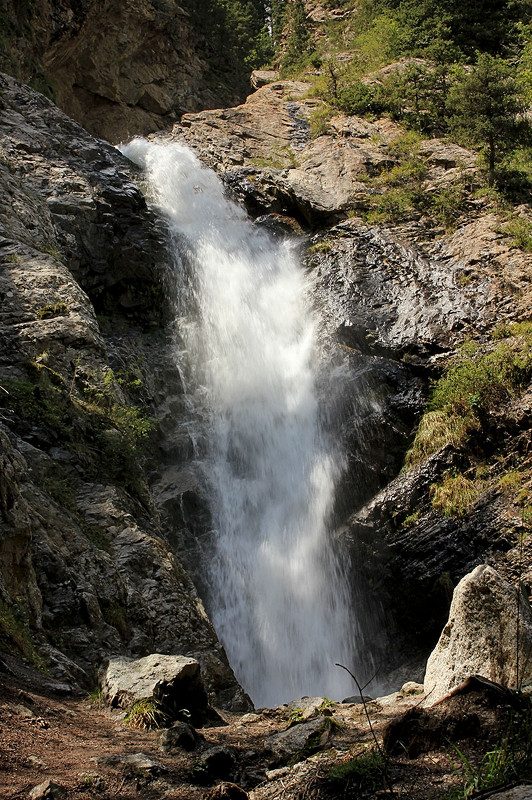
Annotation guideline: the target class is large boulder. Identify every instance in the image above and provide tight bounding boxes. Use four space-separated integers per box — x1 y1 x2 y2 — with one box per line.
101 653 210 725
424 565 532 703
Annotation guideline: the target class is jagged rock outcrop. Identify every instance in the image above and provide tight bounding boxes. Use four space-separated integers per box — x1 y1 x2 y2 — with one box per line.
0 0 248 142
0 73 246 708
424 566 532 702
173 81 403 226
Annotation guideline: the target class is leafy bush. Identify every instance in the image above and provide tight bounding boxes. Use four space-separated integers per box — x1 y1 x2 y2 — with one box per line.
336 80 376 115
430 338 532 415
498 217 532 252
364 187 415 223
428 183 470 229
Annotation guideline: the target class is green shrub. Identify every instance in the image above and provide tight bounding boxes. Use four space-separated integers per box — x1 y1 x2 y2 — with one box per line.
364 187 415 223
428 183 470 229
405 329 532 468
430 338 532 415
405 409 478 467
336 80 376 115
309 105 333 138
498 217 532 252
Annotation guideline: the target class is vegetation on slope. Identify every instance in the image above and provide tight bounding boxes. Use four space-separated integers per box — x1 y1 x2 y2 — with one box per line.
263 0 532 196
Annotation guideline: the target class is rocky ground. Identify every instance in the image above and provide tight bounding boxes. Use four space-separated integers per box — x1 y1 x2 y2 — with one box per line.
2 653 532 800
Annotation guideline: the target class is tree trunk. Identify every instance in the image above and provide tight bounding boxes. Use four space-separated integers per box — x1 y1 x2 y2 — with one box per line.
488 133 495 188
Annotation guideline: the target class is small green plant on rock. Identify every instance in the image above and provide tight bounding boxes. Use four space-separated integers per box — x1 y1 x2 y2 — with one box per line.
288 707 304 723
43 246 62 260
308 240 333 255
430 471 484 518
37 301 68 320
125 698 168 729
403 509 421 527
326 746 386 793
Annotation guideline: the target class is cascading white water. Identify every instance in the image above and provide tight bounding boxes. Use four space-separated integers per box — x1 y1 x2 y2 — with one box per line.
122 138 356 707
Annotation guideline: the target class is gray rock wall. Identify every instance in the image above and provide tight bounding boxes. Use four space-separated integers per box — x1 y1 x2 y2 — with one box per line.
0 74 246 708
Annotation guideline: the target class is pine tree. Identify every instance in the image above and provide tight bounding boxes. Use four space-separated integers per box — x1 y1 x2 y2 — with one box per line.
447 54 529 186
282 0 311 70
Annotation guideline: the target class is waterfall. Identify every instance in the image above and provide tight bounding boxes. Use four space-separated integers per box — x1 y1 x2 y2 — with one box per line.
122 139 357 707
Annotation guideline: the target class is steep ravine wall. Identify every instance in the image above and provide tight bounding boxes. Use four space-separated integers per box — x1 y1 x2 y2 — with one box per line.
0 0 250 143
165 78 532 679
0 72 248 709
2 70 531 704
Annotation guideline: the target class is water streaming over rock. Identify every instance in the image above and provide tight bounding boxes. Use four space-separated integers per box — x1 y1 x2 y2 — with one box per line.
122 139 357 707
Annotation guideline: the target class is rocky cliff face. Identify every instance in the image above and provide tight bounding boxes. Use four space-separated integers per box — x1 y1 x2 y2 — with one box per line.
1 64 530 700
0 72 247 708
162 78 532 676
0 0 248 143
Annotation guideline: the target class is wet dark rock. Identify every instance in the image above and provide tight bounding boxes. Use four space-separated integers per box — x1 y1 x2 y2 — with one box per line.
308 220 491 361
158 721 203 752
203 746 237 779
344 448 510 662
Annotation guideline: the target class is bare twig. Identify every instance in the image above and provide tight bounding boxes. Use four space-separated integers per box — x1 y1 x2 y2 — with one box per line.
0 384 9 394
336 662 395 796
